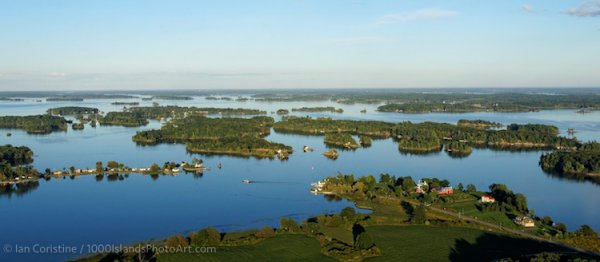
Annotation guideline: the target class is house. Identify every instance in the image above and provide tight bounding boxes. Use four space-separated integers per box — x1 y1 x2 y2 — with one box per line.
514 216 535 228
53 171 63 176
416 180 428 194
480 195 496 203
431 186 454 195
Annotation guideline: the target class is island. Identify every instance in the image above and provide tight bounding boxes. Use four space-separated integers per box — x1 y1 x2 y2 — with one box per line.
126 106 266 119
540 142 600 184
47 106 99 115
132 116 292 159
359 135 372 147
324 133 359 149
0 115 68 134
276 109 289 115
151 95 193 100
98 112 149 127
111 101 140 106
72 123 84 130
273 116 577 154
323 149 339 159
444 140 473 157
457 119 503 129
292 106 343 113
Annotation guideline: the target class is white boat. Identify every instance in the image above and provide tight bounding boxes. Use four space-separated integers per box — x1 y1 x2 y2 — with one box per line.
243 179 252 184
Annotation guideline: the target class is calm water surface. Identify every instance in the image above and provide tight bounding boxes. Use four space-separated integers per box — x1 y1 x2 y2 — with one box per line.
0 97 599 261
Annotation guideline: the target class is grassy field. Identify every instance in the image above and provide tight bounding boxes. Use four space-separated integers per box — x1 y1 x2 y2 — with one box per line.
440 197 525 230
158 234 334 262
366 225 568 262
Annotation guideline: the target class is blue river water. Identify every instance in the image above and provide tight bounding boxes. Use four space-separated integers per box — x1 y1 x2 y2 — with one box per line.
0 97 599 261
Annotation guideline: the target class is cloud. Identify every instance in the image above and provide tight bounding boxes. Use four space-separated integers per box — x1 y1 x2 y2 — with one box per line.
377 8 459 24
522 4 534 13
565 0 600 17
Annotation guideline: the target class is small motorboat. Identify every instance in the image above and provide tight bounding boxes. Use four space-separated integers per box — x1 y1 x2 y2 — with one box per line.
242 179 252 184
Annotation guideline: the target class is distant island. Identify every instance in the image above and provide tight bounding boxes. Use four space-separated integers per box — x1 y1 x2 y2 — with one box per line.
292 106 344 113
126 106 266 119
47 106 99 115
111 101 140 106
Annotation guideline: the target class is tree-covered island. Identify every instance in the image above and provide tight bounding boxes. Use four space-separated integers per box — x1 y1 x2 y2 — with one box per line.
47 106 99 115
540 142 600 184
273 116 578 154
98 112 149 127
133 116 292 159
292 106 344 113
126 106 266 119
0 115 68 134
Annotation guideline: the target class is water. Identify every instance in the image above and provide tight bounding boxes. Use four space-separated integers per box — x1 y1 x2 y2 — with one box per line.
1 97 599 261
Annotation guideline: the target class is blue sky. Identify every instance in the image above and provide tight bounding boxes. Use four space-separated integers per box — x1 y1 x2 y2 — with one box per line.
1 0 599 90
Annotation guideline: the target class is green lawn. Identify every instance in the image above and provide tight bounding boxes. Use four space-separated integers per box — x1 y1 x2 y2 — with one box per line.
366 225 567 262
158 234 334 262
441 199 523 230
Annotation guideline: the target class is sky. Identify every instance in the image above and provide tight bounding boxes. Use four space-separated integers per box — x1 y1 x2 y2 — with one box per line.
0 0 599 91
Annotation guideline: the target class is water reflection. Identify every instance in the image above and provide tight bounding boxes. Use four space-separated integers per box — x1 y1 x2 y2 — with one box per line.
0 181 39 197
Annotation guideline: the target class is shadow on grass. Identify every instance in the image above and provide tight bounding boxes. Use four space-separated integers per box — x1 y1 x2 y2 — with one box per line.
449 233 569 261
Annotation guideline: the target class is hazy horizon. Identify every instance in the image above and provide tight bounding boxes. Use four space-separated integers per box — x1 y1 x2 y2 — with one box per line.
2 0 600 91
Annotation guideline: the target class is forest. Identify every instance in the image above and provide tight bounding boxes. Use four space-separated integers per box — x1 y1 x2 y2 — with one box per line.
0 115 68 134
186 137 292 159
250 89 600 110
324 133 359 149
0 145 38 181
126 106 266 119
457 119 503 129
291 107 344 113
98 112 149 127
540 142 600 182
133 116 290 158
273 116 578 153
47 106 99 115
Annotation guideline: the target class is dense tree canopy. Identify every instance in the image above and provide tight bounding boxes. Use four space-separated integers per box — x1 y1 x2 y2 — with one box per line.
99 112 149 127
540 142 600 183
47 106 99 115
0 115 68 134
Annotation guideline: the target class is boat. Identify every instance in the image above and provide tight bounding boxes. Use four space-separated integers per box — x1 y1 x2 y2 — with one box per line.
243 179 252 184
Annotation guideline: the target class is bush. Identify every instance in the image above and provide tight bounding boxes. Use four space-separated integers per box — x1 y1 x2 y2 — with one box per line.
255 226 276 239
340 207 356 222
189 227 221 246
280 217 300 232
165 234 189 248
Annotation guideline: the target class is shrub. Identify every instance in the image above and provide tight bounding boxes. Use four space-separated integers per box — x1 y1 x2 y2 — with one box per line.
165 234 189 248
255 226 276 239
189 227 221 246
